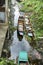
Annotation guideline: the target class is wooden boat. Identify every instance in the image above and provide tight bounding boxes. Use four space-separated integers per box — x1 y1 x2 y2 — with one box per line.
17 16 24 41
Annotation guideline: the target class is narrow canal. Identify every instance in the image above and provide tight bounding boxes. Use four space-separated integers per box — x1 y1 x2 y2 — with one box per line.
9 1 31 59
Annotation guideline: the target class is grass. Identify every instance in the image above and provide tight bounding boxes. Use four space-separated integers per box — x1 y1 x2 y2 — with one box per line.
0 58 16 65
35 30 43 39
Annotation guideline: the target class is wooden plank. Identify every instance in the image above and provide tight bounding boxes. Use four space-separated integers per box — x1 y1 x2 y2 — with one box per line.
0 21 8 25
38 37 43 40
0 25 8 57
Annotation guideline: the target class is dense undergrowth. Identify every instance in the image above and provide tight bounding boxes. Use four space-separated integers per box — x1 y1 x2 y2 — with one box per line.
0 58 16 65
20 0 43 38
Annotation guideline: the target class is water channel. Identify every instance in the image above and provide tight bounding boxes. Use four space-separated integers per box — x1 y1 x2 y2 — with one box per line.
9 1 42 60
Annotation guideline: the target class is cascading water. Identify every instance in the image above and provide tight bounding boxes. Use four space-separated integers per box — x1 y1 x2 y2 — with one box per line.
9 0 42 60
14 4 20 27
11 0 20 27
9 0 32 59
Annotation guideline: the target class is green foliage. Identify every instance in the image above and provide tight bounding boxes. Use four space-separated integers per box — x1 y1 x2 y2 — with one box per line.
20 0 43 37
0 58 16 65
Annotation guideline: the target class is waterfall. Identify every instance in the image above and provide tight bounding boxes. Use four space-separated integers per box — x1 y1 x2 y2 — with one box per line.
11 0 16 5
11 0 20 27
9 0 42 60
14 4 20 27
